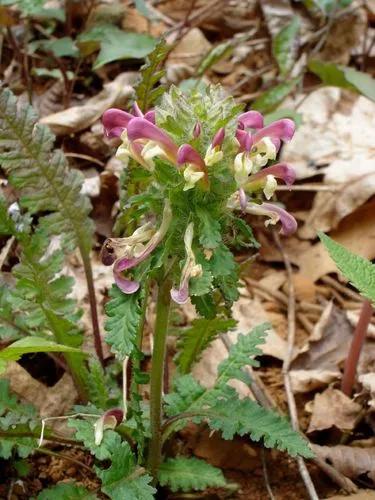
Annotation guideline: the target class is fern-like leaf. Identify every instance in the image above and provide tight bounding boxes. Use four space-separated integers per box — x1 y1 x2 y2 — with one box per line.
135 39 171 111
175 318 236 374
158 457 227 492
0 87 93 254
165 324 313 458
319 233 375 304
0 379 37 459
104 286 144 359
95 440 156 499
38 482 98 500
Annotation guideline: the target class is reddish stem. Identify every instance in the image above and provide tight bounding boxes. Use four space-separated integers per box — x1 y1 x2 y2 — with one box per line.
341 300 373 396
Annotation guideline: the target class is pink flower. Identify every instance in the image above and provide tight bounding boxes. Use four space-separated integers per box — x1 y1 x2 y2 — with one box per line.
246 163 296 188
171 223 202 304
127 118 179 164
101 202 172 294
252 119 295 151
238 110 264 129
245 202 297 236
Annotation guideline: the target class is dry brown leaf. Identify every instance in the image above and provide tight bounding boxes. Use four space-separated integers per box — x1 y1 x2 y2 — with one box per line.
318 7 366 64
300 159 375 239
307 387 361 433
296 200 375 282
282 89 375 182
188 427 259 470
292 302 352 371
40 73 137 135
312 444 375 483
290 303 352 392
167 28 211 69
290 369 340 393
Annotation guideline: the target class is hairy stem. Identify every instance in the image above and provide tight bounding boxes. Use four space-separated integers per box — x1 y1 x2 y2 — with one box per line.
80 248 104 366
341 299 373 396
147 277 172 480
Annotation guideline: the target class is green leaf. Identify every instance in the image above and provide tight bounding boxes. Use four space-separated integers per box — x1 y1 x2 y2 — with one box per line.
176 318 236 374
319 233 375 304
135 38 171 111
196 208 222 249
191 294 217 319
39 37 79 58
38 482 98 500
89 25 156 69
105 286 143 359
209 394 314 457
0 87 94 254
0 194 16 235
209 244 235 278
252 79 299 114
0 337 84 368
68 418 120 460
215 323 268 387
95 440 156 499
308 60 375 102
0 379 37 458
272 17 300 76
197 41 233 76
159 457 227 492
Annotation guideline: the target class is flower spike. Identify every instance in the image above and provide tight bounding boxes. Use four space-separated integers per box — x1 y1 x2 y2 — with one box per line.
171 223 202 304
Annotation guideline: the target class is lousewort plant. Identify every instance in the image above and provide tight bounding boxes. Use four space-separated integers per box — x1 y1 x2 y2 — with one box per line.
0 84 313 498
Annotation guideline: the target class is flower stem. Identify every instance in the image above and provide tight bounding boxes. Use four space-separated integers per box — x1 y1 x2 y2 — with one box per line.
341 299 373 396
147 277 172 480
80 247 104 366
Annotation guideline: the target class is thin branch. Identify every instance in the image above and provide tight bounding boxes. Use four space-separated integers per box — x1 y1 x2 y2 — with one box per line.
261 448 276 500
272 231 319 500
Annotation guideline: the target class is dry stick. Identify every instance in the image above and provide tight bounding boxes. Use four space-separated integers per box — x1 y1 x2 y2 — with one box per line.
273 231 319 500
261 447 276 500
321 275 362 303
37 447 93 473
341 300 374 397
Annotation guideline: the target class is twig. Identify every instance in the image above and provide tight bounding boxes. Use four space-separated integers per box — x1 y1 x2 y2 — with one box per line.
261 448 276 500
341 300 373 396
65 152 106 167
321 275 362 303
276 184 339 192
273 230 319 500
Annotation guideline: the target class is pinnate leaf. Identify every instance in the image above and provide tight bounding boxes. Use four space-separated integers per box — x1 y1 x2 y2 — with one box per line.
159 457 227 492
104 286 144 359
175 317 236 374
319 233 375 304
95 440 155 499
0 86 94 254
38 482 98 500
